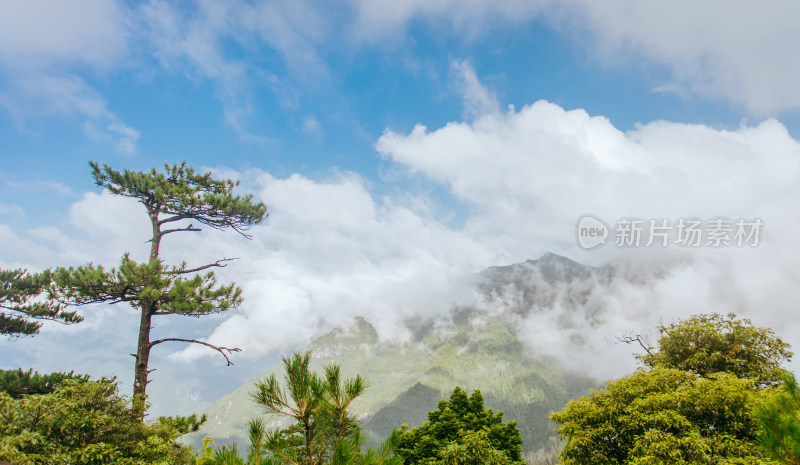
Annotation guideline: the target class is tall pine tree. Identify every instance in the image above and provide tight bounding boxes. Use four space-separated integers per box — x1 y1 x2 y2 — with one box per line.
51 161 267 415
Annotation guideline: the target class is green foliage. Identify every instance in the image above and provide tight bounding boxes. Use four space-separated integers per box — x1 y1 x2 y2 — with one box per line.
0 268 82 337
551 313 790 465
202 351 401 465
756 373 800 464
438 429 518 465
0 377 202 465
50 161 268 410
249 351 391 465
640 312 792 385
0 368 89 398
551 367 775 464
188 315 596 453
395 387 524 465
52 253 243 317
89 161 267 237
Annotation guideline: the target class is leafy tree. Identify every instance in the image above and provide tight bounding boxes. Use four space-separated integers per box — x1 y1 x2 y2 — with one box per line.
438 429 519 465
640 312 791 385
200 351 400 465
551 312 792 465
394 387 524 465
756 373 800 464
0 368 89 398
552 367 776 464
1 268 82 337
50 161 267 414
0 376 204 465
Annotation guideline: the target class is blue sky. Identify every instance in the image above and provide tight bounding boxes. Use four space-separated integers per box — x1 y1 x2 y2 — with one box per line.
5 1 798 230
3 0 800 416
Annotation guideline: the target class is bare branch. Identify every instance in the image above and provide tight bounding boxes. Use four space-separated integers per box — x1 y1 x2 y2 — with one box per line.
612 333 654 355
52 295 136 306
157 214 194 226
150 337 241 365
165 258 239 275
161 225 203 236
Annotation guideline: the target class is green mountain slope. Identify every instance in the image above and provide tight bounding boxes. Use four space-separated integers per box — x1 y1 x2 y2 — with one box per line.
185 254 603 456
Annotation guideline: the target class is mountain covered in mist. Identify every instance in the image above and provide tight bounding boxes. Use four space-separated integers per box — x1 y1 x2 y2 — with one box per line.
185 253 614 455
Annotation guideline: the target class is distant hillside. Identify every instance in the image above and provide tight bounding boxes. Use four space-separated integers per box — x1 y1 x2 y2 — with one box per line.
184 253 605 456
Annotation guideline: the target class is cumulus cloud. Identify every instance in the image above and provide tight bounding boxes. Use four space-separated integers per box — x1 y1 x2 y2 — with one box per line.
3 100 800 410
36 102 797 380
376 100 800 376
173 171 492 361
377 101 800 256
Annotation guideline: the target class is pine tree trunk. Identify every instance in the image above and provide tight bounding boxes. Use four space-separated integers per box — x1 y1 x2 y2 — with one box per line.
132 206 161 418
132 302 153 417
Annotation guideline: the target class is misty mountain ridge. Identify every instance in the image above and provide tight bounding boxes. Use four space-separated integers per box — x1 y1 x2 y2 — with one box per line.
186 252 645 456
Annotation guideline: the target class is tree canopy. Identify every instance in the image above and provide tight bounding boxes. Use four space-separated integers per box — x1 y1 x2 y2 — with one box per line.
50 161 268 415
640 312 792 385
551 312 791 465
1 268 82 338
0 376 203 465
0 368 89 399
89 161 266 239
394 387 524 465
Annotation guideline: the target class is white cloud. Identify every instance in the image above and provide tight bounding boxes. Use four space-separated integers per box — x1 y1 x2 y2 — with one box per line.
377 100 800 375
0 204 24 217
0 0 129 71
174 171 491 360
0 1 139 153
140 0 329 143
449 59 500 120
0 172 74 197
3 101 800 407
36 104 799 380
83 118 141 156
567 0 800 114
377 102 800 254
348 0 800 114
0 74 141 154
0 191 147 269
348 0 553 39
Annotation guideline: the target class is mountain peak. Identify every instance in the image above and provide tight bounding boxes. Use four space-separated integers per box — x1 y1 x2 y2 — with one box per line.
482 252 593 283
529 251 577 265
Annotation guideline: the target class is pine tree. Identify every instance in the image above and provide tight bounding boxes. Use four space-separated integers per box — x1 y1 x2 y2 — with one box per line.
196 352 401 465
51 161 267 415
0 368 89 398
250 352 367 465
757 373 800 464
1 268 82 337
